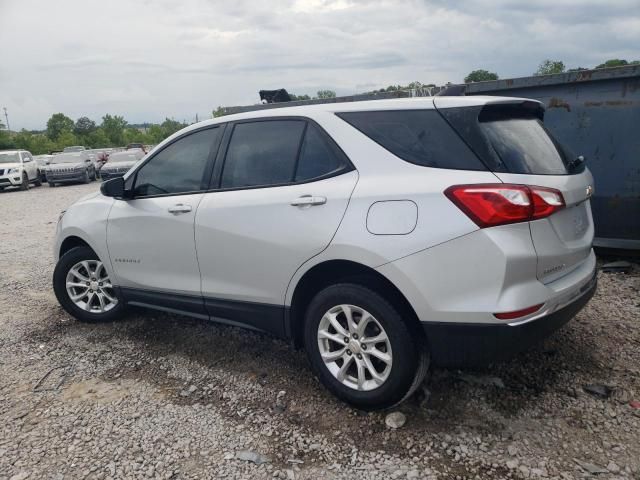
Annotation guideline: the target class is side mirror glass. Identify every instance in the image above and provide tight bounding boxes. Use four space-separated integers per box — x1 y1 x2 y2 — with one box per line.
101 177 128 198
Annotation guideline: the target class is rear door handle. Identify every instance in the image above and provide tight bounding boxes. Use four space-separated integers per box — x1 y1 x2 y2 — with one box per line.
168 204 192 214
290 195 327 207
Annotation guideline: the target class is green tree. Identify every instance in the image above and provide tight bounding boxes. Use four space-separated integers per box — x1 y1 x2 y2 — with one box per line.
316 90 336 99
46 113 74 140
595 59 639 69
74 116 97 135
535 60 565 76
0 120 13 149
212 106 225 118
101 114 128 146
290 94 311 101
54 131 79 151
159 118 186 138
13 129 56 155
464 69 499 83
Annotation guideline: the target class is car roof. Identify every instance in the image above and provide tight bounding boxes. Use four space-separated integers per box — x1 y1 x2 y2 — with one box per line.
147 95 537 157
0 150 24 154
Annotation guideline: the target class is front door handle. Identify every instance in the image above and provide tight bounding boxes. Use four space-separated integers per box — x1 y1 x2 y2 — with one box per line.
290 195 327 207
168 204 192 214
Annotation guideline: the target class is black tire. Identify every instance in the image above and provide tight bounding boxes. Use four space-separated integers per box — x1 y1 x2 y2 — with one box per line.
83 170 90 184
303 283 428 410
20 173 29 190
91 169 97 181
49 182 56 187
34 172 42 187
53 246 126 323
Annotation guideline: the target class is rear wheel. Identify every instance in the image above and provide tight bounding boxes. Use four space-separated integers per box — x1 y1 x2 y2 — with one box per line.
20 173 29 190
303 283 427 410
53 246 126 323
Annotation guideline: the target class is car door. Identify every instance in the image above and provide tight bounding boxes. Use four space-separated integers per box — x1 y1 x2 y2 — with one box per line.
106 126 223 315
195 119 358 335
21 152 37 180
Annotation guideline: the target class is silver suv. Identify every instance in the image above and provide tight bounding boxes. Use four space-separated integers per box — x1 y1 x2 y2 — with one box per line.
52 97 596 409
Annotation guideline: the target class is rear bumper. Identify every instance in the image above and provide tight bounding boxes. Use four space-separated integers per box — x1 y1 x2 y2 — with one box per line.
422 269 597 367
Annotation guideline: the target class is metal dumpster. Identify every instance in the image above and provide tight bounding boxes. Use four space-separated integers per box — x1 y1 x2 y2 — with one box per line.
465 66 640 250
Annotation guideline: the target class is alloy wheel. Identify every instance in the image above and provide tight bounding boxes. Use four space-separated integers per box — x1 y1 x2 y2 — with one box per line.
65 260 118 313
317 304 393 391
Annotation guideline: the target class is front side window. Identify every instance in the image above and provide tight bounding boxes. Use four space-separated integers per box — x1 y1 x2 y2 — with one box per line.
133 127 221 196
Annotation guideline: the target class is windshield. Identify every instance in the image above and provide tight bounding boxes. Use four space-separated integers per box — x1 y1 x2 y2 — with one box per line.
479 113 570 175
109 153 139 163
0 152 20 164
50 154 83 164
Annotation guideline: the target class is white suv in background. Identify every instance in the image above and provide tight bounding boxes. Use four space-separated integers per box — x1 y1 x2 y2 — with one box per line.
52 97 596 409
0 149 42 190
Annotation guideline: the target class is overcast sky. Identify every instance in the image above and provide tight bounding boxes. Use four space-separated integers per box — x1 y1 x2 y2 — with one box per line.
1 0 638 130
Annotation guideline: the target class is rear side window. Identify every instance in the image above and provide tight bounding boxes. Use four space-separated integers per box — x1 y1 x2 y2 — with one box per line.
337 110 486 171
295 124 346 181
221 121 305 188
220 120 350 188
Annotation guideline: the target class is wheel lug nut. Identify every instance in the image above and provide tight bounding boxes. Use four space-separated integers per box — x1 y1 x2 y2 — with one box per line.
346 349 352 355
98 282 103 287
362 344 367 350
352 333 358 339
85 282 90 286
357 353 362 359
344 337 349 344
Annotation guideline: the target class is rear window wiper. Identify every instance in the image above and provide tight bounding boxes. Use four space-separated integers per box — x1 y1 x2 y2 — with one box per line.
567 155 585 172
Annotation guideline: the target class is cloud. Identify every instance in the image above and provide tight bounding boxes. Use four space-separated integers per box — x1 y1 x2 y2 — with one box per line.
0 0 637 129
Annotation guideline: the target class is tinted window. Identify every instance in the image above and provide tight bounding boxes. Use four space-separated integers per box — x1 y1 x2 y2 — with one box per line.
338 110 486 171
221 121 305 188
295 124 345 181
479 112 570 175
133 127 220 196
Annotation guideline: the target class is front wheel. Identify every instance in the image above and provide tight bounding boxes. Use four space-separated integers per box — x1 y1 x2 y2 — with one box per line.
53 246 126 322
20 173 29 190
83 170 90 184
303 283 428 410
34 171 42 187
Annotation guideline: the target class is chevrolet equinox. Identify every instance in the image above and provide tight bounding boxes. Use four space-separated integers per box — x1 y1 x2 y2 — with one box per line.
53 97 597 409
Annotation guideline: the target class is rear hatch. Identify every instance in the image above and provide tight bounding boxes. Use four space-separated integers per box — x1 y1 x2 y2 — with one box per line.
435 97 594 283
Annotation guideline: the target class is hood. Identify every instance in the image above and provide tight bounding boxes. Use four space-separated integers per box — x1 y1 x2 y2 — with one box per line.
75 191 102 203
102 161 137 170
48 162 85 170
0 162 21 171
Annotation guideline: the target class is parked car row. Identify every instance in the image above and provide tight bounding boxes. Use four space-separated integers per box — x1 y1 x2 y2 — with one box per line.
0 145 147 191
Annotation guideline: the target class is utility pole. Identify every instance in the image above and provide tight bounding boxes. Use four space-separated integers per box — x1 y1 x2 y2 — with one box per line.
2 107 9 131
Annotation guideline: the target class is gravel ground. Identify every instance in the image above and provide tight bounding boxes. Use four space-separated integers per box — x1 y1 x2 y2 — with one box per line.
0 182 639 480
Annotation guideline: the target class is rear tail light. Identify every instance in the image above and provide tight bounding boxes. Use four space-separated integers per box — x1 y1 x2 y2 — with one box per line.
444 184 565 228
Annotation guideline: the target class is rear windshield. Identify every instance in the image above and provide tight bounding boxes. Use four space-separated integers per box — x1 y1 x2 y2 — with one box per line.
337 110 487 171
438 104 578 175
479 111 570 175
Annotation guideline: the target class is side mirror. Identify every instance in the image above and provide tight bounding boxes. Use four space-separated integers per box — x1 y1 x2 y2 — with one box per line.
101 177 129 198
85 158 91 162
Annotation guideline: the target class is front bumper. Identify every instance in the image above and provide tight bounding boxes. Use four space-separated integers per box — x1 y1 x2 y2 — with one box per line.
422 270 597 367
0 175 23 186
47 172 86 183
